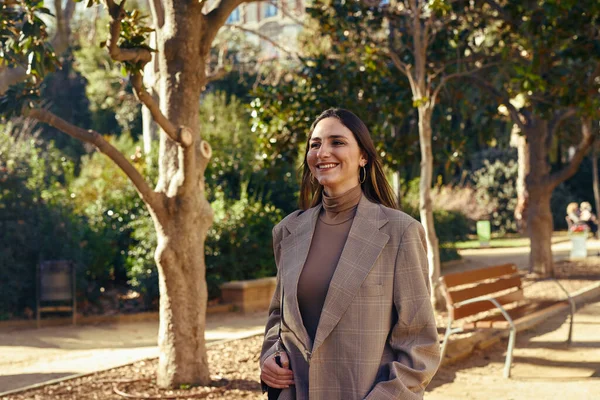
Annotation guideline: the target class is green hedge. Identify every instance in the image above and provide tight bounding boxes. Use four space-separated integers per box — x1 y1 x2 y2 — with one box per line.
0 130 94 318
402 203 470 262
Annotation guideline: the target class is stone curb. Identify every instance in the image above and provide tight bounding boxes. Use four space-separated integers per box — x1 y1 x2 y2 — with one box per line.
0 332 264 398
440 281 600 366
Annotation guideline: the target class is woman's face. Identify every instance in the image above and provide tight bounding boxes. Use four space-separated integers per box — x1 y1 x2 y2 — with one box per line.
306 117 367 197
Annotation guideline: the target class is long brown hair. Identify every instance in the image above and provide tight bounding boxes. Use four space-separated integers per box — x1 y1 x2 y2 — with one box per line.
299 108 398 210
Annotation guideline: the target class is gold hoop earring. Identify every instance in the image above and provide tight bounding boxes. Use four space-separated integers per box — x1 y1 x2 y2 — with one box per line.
359 165 366 184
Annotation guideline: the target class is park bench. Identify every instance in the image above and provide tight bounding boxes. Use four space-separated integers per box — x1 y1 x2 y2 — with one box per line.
439 263 576 378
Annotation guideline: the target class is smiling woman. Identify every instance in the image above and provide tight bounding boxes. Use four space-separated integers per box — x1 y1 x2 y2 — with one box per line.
259 108 441 400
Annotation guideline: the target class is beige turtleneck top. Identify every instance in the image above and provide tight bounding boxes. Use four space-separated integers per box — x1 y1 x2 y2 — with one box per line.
297 184 362 343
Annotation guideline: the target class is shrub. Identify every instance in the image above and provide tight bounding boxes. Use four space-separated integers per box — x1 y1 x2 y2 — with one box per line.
205 189 284 299
69 134 157 306
0 126 93 317
472 159 519 234
401 202 470 262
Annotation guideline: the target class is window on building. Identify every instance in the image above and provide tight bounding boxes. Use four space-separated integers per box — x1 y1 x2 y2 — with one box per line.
245 4 257 22
264 3 278 18
227 7 241 23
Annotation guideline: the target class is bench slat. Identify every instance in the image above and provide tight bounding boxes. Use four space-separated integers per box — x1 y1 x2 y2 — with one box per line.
442 263 518 288
448 276 522 304
463 300 564 329
452 289 525 320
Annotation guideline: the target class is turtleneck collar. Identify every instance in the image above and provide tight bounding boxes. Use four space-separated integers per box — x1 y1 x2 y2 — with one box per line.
320 184 362 225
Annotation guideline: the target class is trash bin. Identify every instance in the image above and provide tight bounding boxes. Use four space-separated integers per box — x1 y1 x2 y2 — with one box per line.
477 220 491 247
570 235 588 259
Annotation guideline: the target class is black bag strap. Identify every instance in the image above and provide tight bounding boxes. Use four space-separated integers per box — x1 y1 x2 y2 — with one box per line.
277 284 284 341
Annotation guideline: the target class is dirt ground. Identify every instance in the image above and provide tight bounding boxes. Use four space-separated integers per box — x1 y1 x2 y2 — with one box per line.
428 301 600 400
5 300 599 400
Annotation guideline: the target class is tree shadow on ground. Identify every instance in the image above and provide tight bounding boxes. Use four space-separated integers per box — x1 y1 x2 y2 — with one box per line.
0 372 76 393
225 378 262 392
428 310 573 391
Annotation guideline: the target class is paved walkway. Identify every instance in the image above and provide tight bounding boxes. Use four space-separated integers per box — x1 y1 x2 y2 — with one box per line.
0 311 267 394
427 300 600 399
451 237 600 274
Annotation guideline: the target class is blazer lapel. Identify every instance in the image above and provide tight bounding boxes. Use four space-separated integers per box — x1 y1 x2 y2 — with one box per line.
279 205 321 352
312 196 390 353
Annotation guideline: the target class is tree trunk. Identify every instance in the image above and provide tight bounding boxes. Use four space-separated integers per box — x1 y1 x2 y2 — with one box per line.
525 118 554 275
512 127 529 233
417 106 444 309
153 199 213 387
593 143 600 239
524 116 595 275
527 187 554 275
151 0 213 387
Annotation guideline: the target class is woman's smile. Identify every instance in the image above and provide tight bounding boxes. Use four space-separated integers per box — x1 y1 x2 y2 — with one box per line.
317 163 339 170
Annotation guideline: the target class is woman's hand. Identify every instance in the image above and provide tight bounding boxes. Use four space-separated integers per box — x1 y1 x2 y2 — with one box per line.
260 350 295 389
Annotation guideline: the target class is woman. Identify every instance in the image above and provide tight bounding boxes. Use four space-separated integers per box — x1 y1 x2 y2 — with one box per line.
566 202 581 230
259 108 440 400
579 202 598 235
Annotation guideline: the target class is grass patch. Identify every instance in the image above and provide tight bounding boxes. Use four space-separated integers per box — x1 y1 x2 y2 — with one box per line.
455 237 531 249
455 233 571 250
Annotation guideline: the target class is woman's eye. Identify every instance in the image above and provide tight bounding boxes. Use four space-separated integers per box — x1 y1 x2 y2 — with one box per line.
333 141 344 146
310 143 320 149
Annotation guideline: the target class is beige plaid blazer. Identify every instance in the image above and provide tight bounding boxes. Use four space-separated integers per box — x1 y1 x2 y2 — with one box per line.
260 196 440 400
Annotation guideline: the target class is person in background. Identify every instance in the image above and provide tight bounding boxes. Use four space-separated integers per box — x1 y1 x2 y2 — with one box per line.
259 108 440 400
566 202 581 230
580 202 598 235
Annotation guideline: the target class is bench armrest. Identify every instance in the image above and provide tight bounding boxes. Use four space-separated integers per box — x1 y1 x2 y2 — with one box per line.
453 295 516 329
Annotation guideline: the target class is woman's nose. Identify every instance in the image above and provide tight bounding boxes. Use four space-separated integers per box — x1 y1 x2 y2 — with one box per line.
317 145 330 158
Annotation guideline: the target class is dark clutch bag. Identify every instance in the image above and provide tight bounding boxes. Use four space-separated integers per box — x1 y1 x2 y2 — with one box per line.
265 286 291 400
266 352 284 400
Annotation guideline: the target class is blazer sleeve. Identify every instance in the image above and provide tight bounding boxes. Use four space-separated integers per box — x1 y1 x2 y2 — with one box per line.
364 221 441 400
259 223 284 369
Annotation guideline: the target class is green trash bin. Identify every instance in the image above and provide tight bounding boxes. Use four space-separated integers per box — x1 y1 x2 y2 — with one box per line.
477 220 491 247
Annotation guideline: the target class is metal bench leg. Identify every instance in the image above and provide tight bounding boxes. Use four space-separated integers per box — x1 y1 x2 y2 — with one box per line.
440 329 451 360
504 327 516 379
567 299 575 345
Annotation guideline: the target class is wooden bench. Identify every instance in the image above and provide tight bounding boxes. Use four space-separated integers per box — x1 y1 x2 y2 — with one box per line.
439 263 576 378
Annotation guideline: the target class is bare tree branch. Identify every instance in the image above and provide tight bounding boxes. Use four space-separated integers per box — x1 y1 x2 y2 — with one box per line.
103 0 153 65
147 0 165 29
548 117 596 189
265 0 309 29
130 73 192 148
546 108 577 150
387 50 409 76
387 49 418 98
205 0 253 48
468 75 528 132
229 25 304 62
28 108 161 210
430 62 501 105
205 67 229 84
